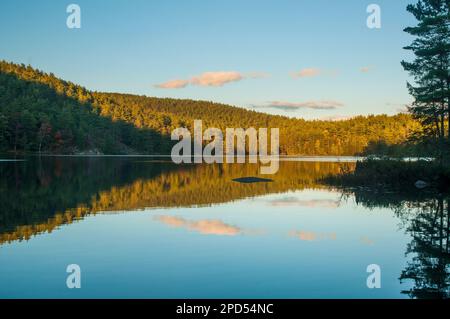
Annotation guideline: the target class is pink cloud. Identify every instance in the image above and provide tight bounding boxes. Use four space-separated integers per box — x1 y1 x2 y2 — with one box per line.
154 79 189 89
292 68 321 78
360 66 374 73
155 70 266 89
289 230 337 241
191 71 243 87
154 215 241 236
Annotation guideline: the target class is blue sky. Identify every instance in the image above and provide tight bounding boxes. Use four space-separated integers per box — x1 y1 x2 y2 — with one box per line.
0 0 417 119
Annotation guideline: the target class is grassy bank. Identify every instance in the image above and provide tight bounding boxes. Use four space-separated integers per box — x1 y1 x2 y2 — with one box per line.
324 159 450 192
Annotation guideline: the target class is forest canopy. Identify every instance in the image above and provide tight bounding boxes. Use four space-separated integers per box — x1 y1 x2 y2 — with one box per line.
0 60 423 156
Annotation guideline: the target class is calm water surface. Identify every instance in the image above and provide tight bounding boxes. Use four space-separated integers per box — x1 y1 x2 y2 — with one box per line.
0 157 448 298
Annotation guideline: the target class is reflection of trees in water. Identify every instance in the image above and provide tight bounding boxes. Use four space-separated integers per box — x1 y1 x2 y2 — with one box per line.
344 187 450 299
398 197 450 299
0 157 176 234
0 158 354 244
2 158 448 298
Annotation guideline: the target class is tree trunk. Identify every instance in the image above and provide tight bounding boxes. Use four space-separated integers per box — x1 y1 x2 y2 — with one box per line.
433 111 440 139
447 78 450 141
14 125 18 154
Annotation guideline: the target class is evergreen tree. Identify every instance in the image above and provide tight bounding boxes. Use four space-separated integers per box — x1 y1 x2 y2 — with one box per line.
402 0 450 158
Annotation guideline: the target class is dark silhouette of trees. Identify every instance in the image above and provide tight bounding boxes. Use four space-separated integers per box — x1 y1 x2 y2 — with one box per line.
399 197 450 299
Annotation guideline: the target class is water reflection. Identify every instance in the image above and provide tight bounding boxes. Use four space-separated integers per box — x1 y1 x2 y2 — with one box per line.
0 157 351 244
0 157 448 298
344 187 450 299
154 215 242 236
267 197 341 208
288 230 337 241
398 197 450 299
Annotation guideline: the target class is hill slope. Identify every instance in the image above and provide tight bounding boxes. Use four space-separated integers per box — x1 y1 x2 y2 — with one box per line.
0 60 421 155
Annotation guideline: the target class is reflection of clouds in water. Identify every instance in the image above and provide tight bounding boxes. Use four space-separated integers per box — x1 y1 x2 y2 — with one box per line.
268 197 340 208
289 230 336 241
360 236 375 246
154 215 241 236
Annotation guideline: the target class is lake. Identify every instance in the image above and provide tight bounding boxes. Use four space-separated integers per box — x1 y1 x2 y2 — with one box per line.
0 157 448 298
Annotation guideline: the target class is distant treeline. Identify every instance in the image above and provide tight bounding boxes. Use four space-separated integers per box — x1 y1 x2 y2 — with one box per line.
0 61 423 155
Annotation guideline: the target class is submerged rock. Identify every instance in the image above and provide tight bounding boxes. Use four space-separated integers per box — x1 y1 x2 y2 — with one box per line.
414 180 428 189
232 177 273 184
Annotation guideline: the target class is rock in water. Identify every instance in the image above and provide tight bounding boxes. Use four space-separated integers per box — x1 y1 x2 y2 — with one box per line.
414 180 428 189
232 177 273 184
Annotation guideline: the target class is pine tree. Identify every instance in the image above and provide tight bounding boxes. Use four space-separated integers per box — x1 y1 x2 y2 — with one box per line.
402 0 450 158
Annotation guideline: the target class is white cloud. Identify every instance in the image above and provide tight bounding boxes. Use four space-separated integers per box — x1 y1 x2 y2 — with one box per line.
254 100 344 111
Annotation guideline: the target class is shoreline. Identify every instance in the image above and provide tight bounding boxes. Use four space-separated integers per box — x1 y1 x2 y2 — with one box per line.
322 159 450 194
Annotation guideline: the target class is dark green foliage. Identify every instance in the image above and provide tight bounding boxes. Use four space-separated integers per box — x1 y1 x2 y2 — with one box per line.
0 60 421 155
324 159 450 192
0 62 170 154
402 0 450 157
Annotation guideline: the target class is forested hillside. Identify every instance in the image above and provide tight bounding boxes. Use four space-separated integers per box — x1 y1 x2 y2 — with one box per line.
0 60 422 155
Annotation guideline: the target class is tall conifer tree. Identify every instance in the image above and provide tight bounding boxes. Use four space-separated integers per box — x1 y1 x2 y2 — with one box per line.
402 0 450 156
